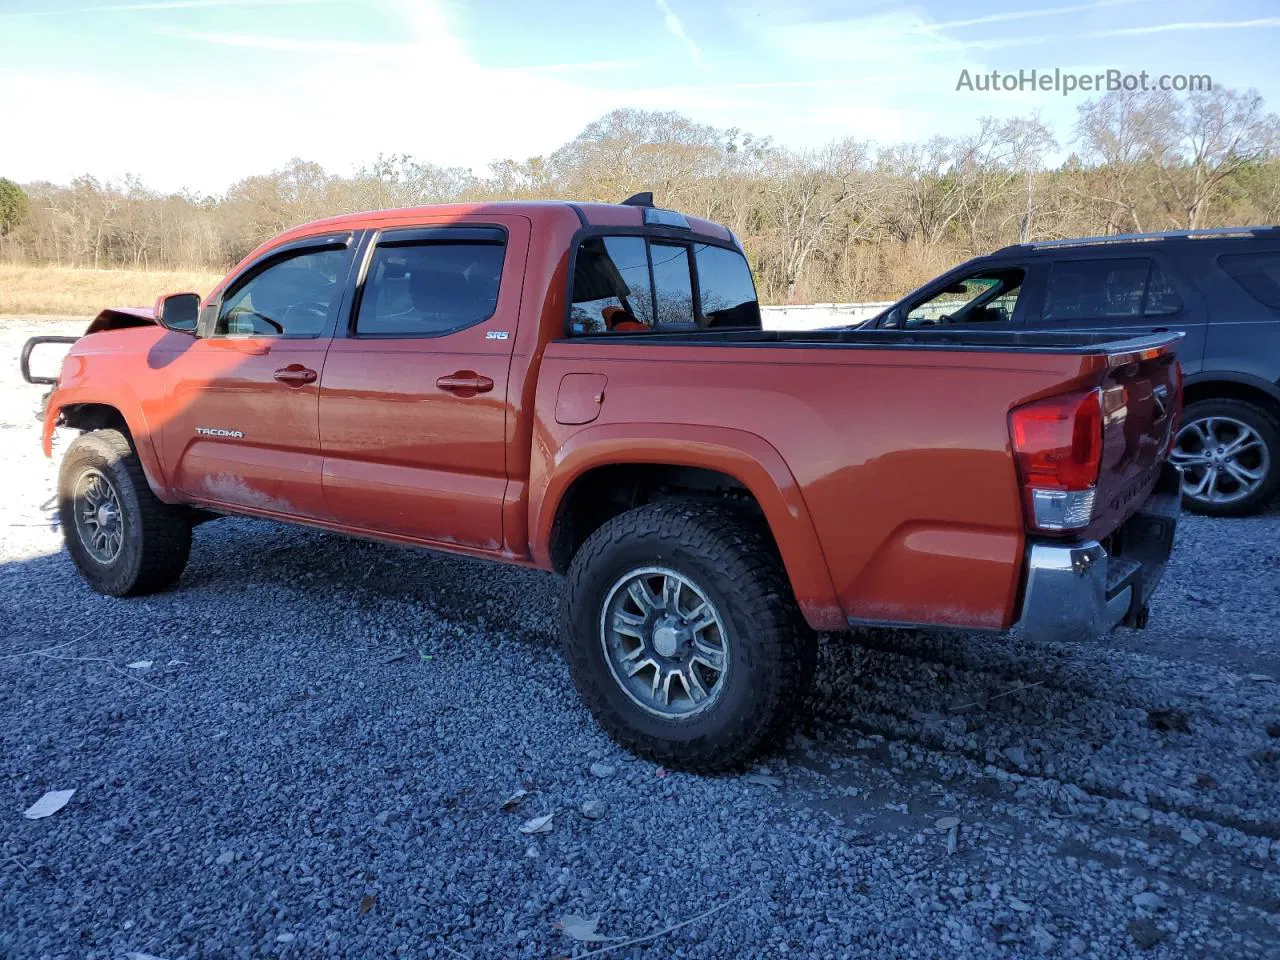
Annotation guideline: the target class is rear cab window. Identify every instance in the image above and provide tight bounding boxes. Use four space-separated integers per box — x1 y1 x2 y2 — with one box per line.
569 233 760 336
570 237 653 334
695 243 762 328
651 243 695 328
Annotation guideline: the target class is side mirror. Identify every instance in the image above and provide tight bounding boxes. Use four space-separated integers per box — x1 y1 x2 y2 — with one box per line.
154 292 201 333
882 306 905 329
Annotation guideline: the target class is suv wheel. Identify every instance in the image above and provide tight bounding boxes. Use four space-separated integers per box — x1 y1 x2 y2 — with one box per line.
1170 399 1280 517
59 429 193 595
561 500 816 772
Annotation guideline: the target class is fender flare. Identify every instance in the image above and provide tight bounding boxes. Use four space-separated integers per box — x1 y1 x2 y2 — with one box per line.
530 421 845 631
1182 371 1280 405
43 388 176 503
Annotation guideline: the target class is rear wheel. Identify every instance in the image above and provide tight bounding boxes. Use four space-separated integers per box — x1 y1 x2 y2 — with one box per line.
58 429 192 596
561 500 816 772
1170 400 1280 517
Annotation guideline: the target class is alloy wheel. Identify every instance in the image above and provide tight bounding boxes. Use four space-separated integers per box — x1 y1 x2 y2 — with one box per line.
599 566 731 719
73 468 125 564
1170 415 1271 505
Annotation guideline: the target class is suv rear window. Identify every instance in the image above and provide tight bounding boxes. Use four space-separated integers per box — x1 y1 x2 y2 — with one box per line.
570 236 760 335
1219 252 1280 308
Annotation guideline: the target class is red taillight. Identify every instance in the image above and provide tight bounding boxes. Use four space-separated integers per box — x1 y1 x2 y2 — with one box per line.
1010 389 1103 531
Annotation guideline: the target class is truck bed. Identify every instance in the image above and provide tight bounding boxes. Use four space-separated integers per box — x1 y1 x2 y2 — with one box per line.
535 327 1181 633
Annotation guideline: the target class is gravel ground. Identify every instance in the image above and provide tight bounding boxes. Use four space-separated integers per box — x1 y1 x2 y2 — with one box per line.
3 315 1280 960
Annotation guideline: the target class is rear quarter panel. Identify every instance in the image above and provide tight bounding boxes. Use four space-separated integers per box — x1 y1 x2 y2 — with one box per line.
1186 243 1280 392
532 340 1106 632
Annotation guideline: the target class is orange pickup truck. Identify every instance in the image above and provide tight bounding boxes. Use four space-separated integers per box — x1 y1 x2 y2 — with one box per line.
22 196 1183 769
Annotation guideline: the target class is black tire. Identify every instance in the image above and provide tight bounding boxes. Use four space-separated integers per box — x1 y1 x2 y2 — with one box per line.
58 429 192 596
561 499 816 772
1174 399 1280 517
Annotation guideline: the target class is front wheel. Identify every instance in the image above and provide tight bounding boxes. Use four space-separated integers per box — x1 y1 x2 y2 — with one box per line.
560 500 816 772
58 429 192 596
1170 400 1280 517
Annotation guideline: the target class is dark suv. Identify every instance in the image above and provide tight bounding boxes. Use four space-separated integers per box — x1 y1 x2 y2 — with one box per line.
867 227 1280 516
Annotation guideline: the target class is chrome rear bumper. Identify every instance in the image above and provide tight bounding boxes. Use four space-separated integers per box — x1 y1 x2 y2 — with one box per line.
1019 464 1180 644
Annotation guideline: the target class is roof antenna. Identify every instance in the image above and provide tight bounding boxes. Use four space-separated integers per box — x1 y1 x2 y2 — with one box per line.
620 192 654 208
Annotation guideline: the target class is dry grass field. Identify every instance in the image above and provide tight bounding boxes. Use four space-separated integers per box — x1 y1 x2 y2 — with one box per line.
0 264 223 317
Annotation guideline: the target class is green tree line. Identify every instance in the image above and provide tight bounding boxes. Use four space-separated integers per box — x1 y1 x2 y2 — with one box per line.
3 85 1278 304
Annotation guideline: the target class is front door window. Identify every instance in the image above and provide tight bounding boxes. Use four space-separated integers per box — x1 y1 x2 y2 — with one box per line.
905 269 1025 327
216 247 349 337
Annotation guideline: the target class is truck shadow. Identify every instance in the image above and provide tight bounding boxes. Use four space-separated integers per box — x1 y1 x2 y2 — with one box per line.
7 511 1278 837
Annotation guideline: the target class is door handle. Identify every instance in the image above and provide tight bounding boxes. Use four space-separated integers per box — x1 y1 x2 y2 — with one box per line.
1151 327 1169 333
273 364 317 386
436 371 494 396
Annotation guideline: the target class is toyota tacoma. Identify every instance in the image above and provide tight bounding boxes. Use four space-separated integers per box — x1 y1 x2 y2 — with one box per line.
22 195 1184 770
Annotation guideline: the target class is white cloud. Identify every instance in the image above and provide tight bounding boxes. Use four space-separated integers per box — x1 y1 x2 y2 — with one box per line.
5 0 1278 195
147 25 377 51
655 0 709 72
0 0 637 193
958 16 1280 51
0 0 347 16
1089 17 1280 37
919 0 1163 32
147 22 637 71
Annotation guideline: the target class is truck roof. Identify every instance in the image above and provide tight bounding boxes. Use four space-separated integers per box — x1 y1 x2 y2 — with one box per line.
272 200 735 245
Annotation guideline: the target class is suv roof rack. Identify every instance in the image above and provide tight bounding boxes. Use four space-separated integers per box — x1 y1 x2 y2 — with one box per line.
996 225 1280 254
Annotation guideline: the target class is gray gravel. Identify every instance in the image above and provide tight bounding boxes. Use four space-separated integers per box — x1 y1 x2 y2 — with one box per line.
3 316 1280 959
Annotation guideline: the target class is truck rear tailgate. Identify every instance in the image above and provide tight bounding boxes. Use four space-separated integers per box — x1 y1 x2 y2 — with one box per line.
1086 340 1182 541
1012 336 1183 642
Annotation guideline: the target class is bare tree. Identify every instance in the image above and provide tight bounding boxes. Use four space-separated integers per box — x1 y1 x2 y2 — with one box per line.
4 89 1278 304
760 138 884 301
1072 88 1178 233
1157 87 1280 228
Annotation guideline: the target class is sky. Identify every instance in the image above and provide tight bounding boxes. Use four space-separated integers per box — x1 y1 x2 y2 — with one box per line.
1 0 1279 195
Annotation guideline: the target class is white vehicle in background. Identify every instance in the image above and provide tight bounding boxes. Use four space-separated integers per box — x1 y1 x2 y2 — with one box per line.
760 302 891 331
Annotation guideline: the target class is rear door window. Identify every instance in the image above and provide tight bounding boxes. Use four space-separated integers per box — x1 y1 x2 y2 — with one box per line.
1144 262 1183 315
356 236 505 337
1042 258 1181 321
1218 252 1280 308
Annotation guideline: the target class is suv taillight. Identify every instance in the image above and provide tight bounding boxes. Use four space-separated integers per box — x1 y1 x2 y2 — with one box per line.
1010 388 1103 532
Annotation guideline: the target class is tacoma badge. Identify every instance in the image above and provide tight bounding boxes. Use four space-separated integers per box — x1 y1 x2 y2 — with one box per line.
195 427 244 438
